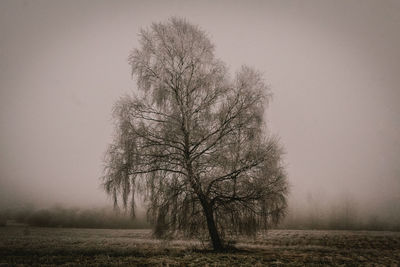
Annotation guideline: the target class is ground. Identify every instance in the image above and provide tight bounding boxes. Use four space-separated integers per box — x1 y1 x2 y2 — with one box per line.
0 226 399 266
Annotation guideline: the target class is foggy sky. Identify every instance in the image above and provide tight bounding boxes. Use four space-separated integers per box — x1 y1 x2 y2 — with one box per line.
0 0 399 215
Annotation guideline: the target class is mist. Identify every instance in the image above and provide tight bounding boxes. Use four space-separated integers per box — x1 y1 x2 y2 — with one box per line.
0 0 399 228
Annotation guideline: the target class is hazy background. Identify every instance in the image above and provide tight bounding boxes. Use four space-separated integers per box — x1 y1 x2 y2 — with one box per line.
1 0 399 226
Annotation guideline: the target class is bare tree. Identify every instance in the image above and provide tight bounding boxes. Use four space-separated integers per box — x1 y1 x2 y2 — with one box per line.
102 17 288 251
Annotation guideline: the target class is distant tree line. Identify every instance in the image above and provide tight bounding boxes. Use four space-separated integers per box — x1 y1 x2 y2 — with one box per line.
279 196 400 232
279 212 400 231
1 203 398 231
0 206 149 229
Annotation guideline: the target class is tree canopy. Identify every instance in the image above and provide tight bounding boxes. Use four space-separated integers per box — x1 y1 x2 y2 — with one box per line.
102 17 288 251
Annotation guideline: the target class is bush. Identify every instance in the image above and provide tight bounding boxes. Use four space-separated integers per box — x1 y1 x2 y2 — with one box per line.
0 215 6 227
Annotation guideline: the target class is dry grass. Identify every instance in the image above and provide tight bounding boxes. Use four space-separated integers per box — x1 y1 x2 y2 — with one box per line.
0 226 399 266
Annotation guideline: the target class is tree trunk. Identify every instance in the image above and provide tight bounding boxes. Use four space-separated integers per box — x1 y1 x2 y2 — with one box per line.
202 203 224 251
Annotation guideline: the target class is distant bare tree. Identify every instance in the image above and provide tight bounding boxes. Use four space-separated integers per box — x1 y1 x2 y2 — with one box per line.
102 17 288 251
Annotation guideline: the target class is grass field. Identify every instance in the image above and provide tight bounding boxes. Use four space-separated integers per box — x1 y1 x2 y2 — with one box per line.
0 226 400 266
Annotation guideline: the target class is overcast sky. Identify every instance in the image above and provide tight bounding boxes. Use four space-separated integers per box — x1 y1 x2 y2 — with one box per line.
0 0 399 214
